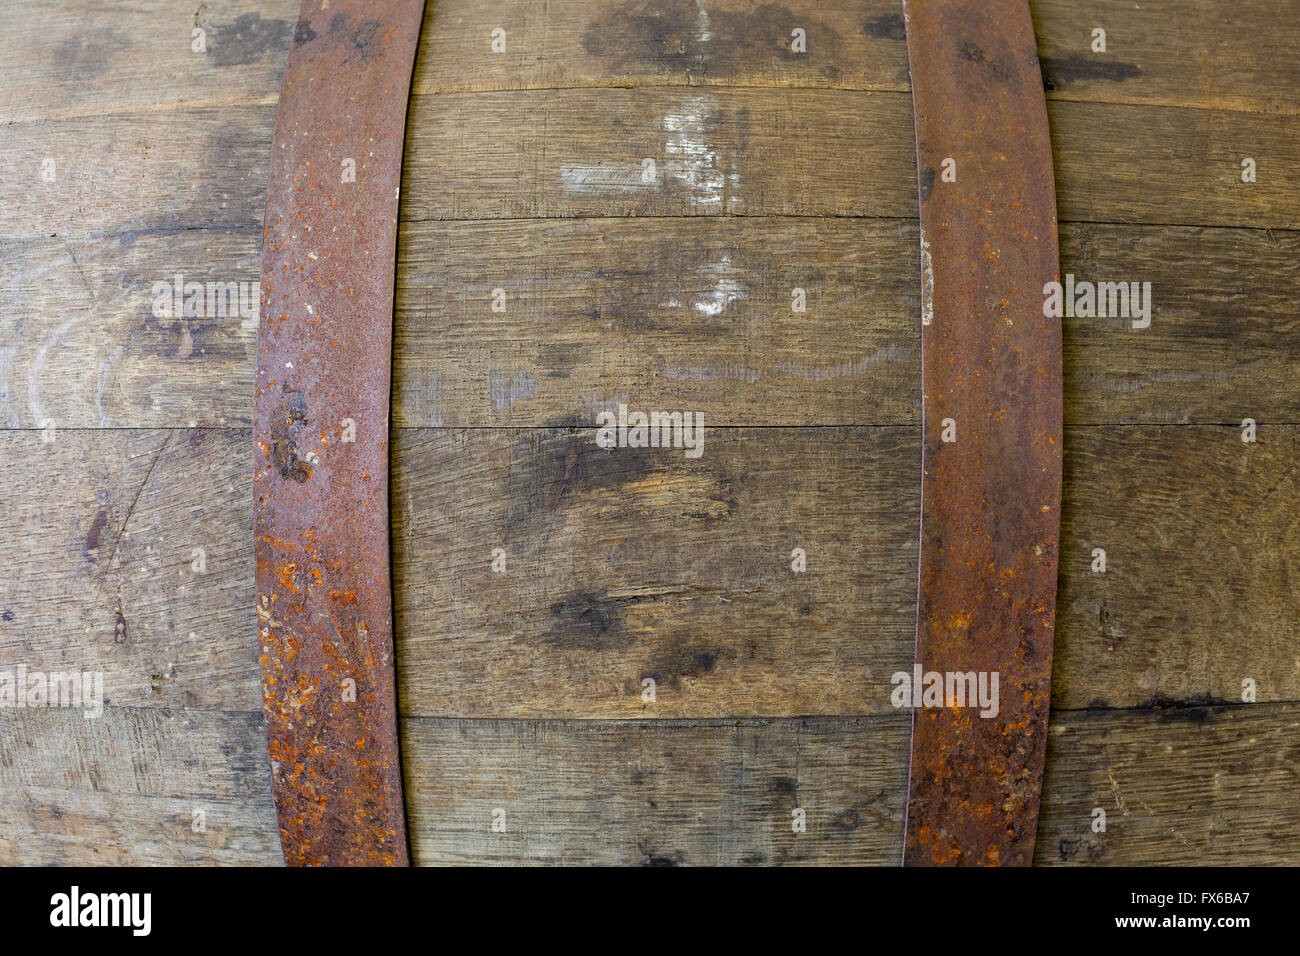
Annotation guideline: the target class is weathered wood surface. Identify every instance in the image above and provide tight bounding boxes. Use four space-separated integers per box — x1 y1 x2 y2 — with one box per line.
0 707 279 865
6 93 1296 242
399 91 1297 227
2 425 1294 717
1 0 1297 866
4 221 1297 428
3 0 1295 121
3 703 1296 865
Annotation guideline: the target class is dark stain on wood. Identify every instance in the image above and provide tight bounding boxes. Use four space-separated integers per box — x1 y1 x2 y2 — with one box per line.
638 845 683 866
50 27 129 81
1142 696 1235 722
1040 55 1142 90
1057 835 1107 862
864 13 906 41
543 592 629 650
537 343 583 379
84 507 108 556
644 641 724 687
506 431 661 527
211 13 293 67
581 0 843 79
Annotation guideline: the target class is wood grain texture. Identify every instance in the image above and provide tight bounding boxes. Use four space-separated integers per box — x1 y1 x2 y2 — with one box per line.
410 703 1300 866
0 706 279 865
391 426 917 719
402 715 910 865
1029 0 1300 115
1036 703 1300 865
3 1 1293 120
5 221 1296 429
2 425 1294 718
394 218 1300 427
399 90 1298 228
0 229 261 429
4 703 1296 865
3 0 1298 867
0 1 293 123
1 106 271 240
1055 426 1300 712
396 424 1300 716
408 0 1300 115
5 89 1297 244
0 429 260 712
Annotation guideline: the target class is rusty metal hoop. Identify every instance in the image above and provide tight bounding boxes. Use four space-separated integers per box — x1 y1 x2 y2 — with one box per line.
254 0 426 866
902 0 1064 866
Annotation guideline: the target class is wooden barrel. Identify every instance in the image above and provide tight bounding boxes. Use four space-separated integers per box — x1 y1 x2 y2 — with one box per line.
1 0 1297 865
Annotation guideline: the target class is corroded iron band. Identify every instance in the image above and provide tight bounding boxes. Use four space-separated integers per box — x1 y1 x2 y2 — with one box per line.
254 0 425 866
902 0 1063 865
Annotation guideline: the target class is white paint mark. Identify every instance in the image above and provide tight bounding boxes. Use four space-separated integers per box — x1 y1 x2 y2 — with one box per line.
775 344 915 381
692 255 746 316
726 155 743 211
579 393 631 419
920 233 934 327
695 0 712 42
489 369 538 410
663 96 728 209
27 299 116 428
661 362 762 383
560 162 648 194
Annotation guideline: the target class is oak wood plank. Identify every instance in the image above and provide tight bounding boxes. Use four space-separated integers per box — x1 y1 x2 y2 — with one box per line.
4 703 1295 864
3 1 1293 121
406 0 1300 115
4 220 1296 430
393 424 1300 717
390 426 918 719
0 229 261 429
1055 426 1300 713
399 90 1298 228
393 217 1300 427
2 425 1294 717
0 428 262 712
1 106 271 241
0 706 279 865
4 90 1296 243
0 0 295 123
0 785 280 865
1036 703 1300 865
399 88 917 222
1030 0 1300 115
403 705 1300 866
401 715 909 865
